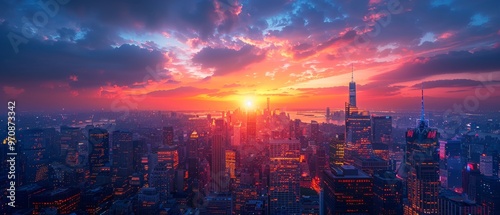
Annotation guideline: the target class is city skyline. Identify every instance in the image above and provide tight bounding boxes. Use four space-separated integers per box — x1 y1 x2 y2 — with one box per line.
1 1 500 215
1 0 500 112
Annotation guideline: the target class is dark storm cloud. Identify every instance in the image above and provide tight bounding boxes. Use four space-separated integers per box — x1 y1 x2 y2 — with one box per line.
372 48 500 82
0 23 173 89
410 79 500 89
192 45 266 76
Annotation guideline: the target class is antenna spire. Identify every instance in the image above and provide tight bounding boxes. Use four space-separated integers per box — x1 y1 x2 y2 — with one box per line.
351 63 354 82
420 83 425 121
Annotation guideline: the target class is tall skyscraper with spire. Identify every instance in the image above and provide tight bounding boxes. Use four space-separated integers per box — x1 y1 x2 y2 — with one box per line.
399 86 440 215
344 65 373 163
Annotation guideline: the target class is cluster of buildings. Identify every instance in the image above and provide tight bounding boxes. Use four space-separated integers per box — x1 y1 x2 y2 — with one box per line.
1 71 499 215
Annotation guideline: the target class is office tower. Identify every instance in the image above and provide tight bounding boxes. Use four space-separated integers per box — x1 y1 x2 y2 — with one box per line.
138 187 160 214
233 184 259 214
438 190 488 215
371 116 392 160
150 162 174 202
371 115 392 144
81 185 113 214
163 126 174 146
353 156 389 176
188 131 200 188
344 105 372 163
247 111 257 142
31 187 81 215
19 128 49 185
269 139 301 214
310 120 320 143
480 154 493 177
440 139 463 190
329 134 345 166
88 128 110 185
477 176 500 213
373 170 403 215
326 107 331 119
294 119 302 139
112 131 134 199
226 149 236 179
232 123 241 146
158 146 179 170
462 163 481 202
322 165 373 214
400 88 440 215
17 184 47 209
60 126 82 164
212 119 228 193
205 194 233 214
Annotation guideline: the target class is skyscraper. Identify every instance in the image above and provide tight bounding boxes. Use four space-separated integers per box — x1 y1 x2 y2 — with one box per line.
269 139 301 214
400 88 440 215
163 126 174 147
345 104 372 163
373 170 403 215
188 131 200 188
20 129 49 185
344 67 373 163
247 111 257 143
329 134 345 167
111 130 134 199
89 128 110 185
322 165 373 214
212 119 228 193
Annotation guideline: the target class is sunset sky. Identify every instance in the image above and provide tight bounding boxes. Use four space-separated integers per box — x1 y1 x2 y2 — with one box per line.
1 0 500 112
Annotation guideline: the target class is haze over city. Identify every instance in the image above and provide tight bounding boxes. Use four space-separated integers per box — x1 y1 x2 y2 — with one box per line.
1 0 500 215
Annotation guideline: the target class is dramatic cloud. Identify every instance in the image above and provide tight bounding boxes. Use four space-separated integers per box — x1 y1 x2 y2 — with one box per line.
192 45 266 76
0 0 499 111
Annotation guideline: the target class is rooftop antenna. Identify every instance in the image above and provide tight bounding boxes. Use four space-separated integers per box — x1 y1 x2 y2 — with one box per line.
420 83 425 121
351 63 354 82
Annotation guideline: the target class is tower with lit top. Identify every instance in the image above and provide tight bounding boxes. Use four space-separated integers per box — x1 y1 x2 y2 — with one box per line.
399 86 440 215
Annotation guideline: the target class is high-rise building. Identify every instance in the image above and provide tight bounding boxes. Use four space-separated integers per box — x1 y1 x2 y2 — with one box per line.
188 131 200 188
371 115 392 144
31 188 81 215
158 146 179 170
344 104 372 163
310 120 320 143
247 111 257 142
480 154 493 177
269 139 301 214
477 176 500 214
438 190 488 215
138 187 160 214
371 115 392 160
112 130 134 199
89 128 110 185
232 123 241 146
150 162 173 202
212 119 228 193
19 128 49 185
225 149 236 179
322 165 373 214
163 126 174 147
329 134 345 167
399 89 440 215
373 170 403 215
